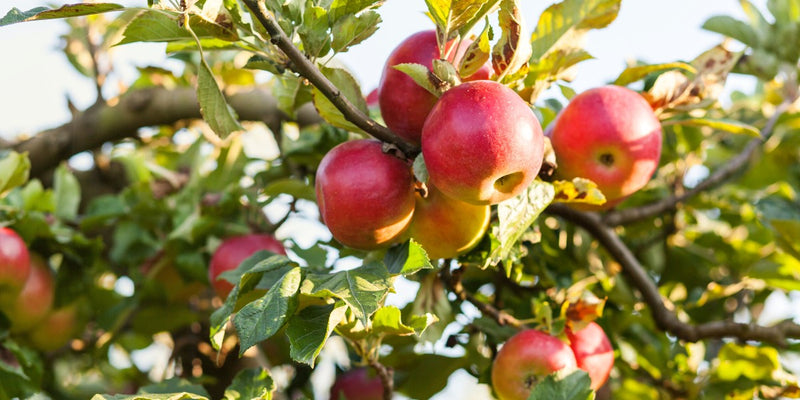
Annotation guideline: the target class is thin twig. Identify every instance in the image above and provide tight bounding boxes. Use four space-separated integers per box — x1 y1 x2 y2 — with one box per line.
440 265 523 329
549 203 800 347
368 358 395 400
603 101 792 226
240 0 419 158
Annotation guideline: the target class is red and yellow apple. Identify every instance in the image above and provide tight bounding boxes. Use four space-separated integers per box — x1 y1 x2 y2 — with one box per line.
550 85 662 208
378 30 491 144
491 329 577 400
329 368 384 400
421 80 544 205
316 139 415 251
567 321 614 391
407 185 490 259
209 233 287 298
28 305 80 352
4 254 54 333
0 227 30 305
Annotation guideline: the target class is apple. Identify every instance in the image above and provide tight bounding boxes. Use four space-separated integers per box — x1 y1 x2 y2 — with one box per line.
491 329 578 400
315 139 415 251
549 85 662 208
365 88 379 109
28 306 80 352
329 368 384 400
378 30 491 144
209 233 287 298
567 322 614 391
407 184 490 259
421 80 544 205
4 254 54 333
0 227 30 305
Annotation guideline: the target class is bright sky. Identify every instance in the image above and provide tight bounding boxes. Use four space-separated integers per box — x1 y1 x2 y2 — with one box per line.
0 0 757 139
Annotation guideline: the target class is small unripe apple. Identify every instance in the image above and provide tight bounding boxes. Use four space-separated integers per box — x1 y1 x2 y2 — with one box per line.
567 322 614 391
408 184 490 259
4 254 54 333
0 227 30 305
491 329 578 400
316 139 415 251
329 368 384 400
209 234 287 298
422 80 544 205
378 30 491 144
28 306 80 352
550 85 662 208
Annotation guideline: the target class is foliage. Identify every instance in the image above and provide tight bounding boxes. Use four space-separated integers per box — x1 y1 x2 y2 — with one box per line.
1 0 800 399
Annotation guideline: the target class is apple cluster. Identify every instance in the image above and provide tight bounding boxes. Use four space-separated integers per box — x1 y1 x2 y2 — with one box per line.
0 227 80 351
315 30 545 258
491 322 614 400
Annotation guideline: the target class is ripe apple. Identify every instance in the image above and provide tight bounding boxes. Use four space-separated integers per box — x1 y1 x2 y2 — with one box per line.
421 80 544 205
28 305 80 352
549 85 662 208
567 322 614 391
0 227 30 305
315 139 415 251
329 368 384 400
491 329 578 400
378 30 491 144
209 233 287 298
4 254 54 333
407 184 490 259
365 88 379 109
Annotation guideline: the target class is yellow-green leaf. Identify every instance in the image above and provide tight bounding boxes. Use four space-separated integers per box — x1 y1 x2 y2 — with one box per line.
492 0 531 79
663 118 760 137
614 62 697 86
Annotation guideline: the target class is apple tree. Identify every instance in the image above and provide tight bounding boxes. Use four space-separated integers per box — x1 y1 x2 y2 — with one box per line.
1 0 800 399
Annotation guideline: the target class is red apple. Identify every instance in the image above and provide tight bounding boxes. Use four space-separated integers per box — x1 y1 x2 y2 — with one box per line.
421 80 544 205
330 368 384 400
567 322 614 391
0 227 30 305
209 233 287 298
28 306 79 352
550 85 662 208
365 88 379 109
407 184 490 259
316 139 415 251
4 254 54 333
378 30 492 144
491 329 578 400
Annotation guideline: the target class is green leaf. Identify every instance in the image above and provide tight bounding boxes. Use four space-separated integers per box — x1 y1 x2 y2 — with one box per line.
140 378 211 397
459 22 492 78
662 118 760 137
274 75 313 119
0 4 123 27
432 59 461 87
702 15 760 47
372 305 437 336
393 63 442 97
410 273 453 342
311 66 369 132
328 0 383 24
91 394 209 400
715 342 780 381
234 267 302 354
53 164 81 221
613 62 697 86
244 55 285 75
223 368 274 400
384 239 433 276
300 262 391 324
492 0 532 79
116 11 189 45
197 57 243 139
488 180 555 268
529 0 620 61
524 47 592 101
424 0 487 41
767 0 800 26
285 303 347 366
527 370 593 400
262 178 316 201
297 4 330 58
390 354 469 400
331 10 380 53
0 151 30 197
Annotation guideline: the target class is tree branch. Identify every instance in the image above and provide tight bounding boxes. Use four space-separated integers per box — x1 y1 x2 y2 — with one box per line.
240 0 419 158
441 264 523 329
603 101 792 226
548 203 800 347
367 358 395 400
4 86 320 177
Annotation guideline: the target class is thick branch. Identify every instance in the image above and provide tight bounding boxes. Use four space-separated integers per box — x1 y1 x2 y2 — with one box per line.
5 86 320 177
603 101 791 226
549 203 800 347
240 0 419 158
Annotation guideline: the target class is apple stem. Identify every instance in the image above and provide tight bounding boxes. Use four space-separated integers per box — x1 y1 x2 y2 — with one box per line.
368 358 394 400
241 0 420 158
